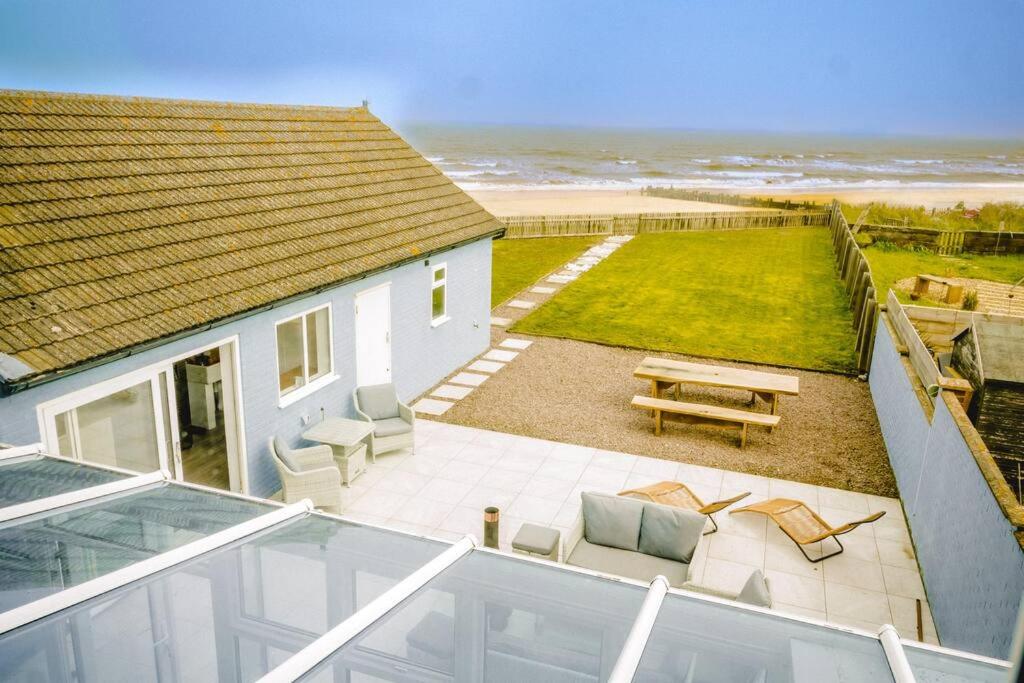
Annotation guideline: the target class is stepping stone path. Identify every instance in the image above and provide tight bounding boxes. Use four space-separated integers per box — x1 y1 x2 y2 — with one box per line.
411 397 454 415
468 359 505 373
483 349 518 362
449 372 490 387
420 235 632 416
431 384 475 400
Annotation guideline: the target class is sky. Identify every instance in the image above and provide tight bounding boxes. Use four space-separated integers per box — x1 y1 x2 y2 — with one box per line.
1 0 1022 138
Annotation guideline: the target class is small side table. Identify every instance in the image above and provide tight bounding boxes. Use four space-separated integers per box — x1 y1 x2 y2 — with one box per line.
512 523 560 562
302 417 374 486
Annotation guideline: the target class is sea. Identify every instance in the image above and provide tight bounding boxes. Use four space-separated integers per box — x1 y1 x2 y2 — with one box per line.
400 125 1024 195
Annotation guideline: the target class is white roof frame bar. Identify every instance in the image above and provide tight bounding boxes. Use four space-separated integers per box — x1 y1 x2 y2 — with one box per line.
259 534 477 682
0 469 169 524
879 624 916 682
0 499 311 636
0 443 44 461
607 575 670 682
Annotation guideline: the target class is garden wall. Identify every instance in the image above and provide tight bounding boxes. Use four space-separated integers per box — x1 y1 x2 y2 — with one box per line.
870 316 1024 659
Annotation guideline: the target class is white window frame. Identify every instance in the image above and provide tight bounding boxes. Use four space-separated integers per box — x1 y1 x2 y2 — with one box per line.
430 262 450 327
274 304 337 408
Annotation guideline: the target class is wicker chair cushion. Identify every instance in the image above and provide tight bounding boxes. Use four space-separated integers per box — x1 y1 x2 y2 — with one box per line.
356 384 400 420
374 416 413 437
273 436 300 472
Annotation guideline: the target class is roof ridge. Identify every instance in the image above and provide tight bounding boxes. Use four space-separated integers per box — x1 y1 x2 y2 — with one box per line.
0 89 373 117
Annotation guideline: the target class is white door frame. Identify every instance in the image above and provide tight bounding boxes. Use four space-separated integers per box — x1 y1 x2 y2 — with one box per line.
354 282 393 387
35 335 249 493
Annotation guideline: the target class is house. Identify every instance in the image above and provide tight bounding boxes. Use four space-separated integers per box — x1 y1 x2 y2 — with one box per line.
0 90 503 498
952 318 1024 499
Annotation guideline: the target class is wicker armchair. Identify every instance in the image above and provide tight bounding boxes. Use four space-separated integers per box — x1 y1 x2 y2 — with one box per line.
268 437 343 514
353 384 415 460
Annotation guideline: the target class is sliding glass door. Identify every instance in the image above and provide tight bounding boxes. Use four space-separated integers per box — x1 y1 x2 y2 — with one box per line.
46 376 168 473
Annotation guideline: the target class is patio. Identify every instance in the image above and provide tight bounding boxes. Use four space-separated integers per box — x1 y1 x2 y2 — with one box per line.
339 419 937 645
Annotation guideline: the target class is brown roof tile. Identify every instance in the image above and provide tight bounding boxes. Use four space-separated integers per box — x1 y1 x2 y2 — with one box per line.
0 90 503 383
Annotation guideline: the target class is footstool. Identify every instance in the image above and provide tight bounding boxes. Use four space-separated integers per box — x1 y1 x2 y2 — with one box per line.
512 523 560 562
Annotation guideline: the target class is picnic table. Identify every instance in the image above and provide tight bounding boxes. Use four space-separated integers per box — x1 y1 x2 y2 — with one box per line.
633 357 799 416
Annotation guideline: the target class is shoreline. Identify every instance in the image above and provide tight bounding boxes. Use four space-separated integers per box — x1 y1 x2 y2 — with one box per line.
468 186 1024 216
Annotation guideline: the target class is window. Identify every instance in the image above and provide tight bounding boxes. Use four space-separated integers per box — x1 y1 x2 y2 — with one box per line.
276 305 333 399
431 263 448 325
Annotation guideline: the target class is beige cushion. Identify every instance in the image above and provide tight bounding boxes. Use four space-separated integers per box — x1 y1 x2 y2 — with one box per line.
581 492 643 551
638 503 706 563
736 570 772 608
512 523 560 555
273 436 300 472
374 417 412 437
567 539 689 587
356 384 400 420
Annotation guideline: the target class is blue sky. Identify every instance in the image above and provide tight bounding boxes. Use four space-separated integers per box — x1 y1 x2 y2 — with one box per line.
1 0 1021 137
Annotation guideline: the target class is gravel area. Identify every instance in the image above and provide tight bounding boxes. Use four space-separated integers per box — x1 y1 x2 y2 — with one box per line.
431 333 897 497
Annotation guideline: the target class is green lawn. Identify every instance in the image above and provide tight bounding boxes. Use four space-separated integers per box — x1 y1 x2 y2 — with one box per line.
491 235 603 306
512 228 859 373
863 244 1024 305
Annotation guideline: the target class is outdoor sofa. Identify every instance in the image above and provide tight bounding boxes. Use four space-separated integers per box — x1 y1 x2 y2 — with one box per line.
565 491 771 607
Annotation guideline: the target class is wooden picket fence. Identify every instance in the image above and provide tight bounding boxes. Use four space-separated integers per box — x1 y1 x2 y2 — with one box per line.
501 209 827 238
827 200 878 374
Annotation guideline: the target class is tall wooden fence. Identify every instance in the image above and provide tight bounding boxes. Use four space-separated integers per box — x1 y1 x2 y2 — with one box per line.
501 209 827 239
827 200 878 373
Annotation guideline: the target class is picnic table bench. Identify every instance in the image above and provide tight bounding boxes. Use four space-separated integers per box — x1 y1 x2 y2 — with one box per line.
631 396 780 447
911 274 964 305
633 357 799 417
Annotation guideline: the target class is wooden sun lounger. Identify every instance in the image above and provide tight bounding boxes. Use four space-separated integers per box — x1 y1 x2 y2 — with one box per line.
634 357 799 418
730 498 886 562
631 395 780 447
619 481 750 534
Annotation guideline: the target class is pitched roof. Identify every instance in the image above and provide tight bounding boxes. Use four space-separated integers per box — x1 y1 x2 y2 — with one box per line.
0 90 503 388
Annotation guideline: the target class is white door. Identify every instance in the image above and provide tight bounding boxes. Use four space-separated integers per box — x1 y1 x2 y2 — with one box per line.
355 284 392 386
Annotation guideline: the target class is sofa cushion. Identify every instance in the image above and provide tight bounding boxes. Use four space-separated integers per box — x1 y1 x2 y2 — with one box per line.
374 417 412 437
356 384 400 420
273 436 300 472
581 492 643 551
736 569 772 608
567 539 689 587
637 502 706 563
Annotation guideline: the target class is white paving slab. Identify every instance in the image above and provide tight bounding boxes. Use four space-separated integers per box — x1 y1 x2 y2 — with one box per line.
448 372 490 387
490 316 512 327
507 299 535 309
608 235 632 243
547 275 574 284
431 384 475 400
530 286 556 294
468 359 505 373
555 271 578 279
483 348 519 362
358 421 934 645
499 338 533 350
411 398 454 415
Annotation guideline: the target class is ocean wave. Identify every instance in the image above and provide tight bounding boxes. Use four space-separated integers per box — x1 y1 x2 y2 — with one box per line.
426 156 445 163
444 169 517 178
616 159 638 165
893 159 946 165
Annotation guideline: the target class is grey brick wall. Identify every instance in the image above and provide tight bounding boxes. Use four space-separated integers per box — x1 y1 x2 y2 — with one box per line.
870 320 1024 659
0 238 492 497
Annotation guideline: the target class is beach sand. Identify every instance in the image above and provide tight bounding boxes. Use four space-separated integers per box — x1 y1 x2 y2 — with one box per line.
469 187 1024 216
468 190 753 216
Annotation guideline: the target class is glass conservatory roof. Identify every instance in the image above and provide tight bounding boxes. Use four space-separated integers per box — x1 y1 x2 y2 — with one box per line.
0 454 127 506
0 446 1011 683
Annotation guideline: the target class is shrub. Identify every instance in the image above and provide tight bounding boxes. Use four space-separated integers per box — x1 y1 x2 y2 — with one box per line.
962 290 979 311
